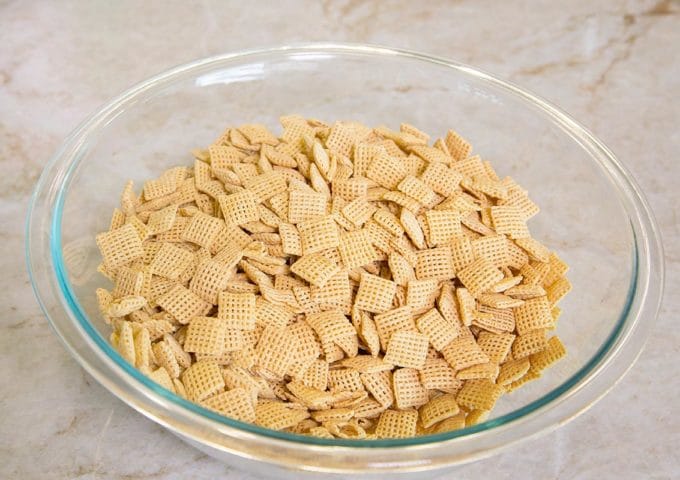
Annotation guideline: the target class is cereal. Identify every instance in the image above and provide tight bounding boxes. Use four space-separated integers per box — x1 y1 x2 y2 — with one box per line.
354 273 397 314
393 368 429 409
290 253 339 287
384 330 429 369
375 409 418 438
419 393 460 428
96 118 570 438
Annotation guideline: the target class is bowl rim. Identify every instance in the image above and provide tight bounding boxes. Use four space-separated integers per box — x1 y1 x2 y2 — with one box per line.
26 42 664 471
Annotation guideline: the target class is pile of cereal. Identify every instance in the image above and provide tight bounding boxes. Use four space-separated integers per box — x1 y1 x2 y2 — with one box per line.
95 116 570 439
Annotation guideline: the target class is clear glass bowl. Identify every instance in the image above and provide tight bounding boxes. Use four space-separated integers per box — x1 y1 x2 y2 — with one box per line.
26 44 663 477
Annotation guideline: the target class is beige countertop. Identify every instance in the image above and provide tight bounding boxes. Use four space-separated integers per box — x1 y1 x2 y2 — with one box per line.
1 1 678 478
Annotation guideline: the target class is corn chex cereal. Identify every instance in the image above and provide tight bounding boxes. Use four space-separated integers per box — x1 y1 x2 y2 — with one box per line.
96 117 569 438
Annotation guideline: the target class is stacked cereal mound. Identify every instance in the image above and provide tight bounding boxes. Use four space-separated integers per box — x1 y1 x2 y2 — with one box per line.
95 116 570 439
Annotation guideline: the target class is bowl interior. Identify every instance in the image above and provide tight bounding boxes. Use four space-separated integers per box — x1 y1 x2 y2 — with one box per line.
56 48 635 442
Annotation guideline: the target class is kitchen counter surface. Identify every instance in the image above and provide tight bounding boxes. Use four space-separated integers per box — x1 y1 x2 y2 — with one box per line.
1 1 678 478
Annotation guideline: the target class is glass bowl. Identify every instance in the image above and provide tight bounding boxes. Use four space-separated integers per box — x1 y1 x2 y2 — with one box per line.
26 43 663 477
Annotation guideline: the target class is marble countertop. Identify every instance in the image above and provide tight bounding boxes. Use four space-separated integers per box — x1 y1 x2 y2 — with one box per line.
1 1 678 478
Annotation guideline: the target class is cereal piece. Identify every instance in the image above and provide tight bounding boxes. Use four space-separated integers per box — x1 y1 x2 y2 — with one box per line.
300 359 329 391
364 220 393 254
157 285 211 324
397 175 437 207
383 191 422 214
218 292 256 330
546 276 572 306
255 297 293 329
489 206 529 239
338 230 379 270
150 242 194 280
456 362 499 380
244 172 287 203
375 409 418 438
181 361 225 402
238 124 278 146
514 236 550 263
143 171 178 201
306 310 356 343
512 329 548 359
342 198 377 228
290 253 339 287
504 368 542 393
400 209 425 249
468 175 507 199
498 185 540 220
152 340 180 378
465 409 490 426
218 190 259 226
310 271 351 311
424 210 461 246
108 295 146 318
389 235 418 266
496 357 531 385
384 329 429 369
415 308 457 351
441 336 489 370
147 366 175 393
415 246 456 281
287 381 335 410
341 355 393 373
456 379 503 411
406 278 440 314
457 257 504 297
476 331 515 364
164 333 192 369
530 335 567 372
325 122 360 156
419 358 463 393
444 130 471 161
505 284 546 299
288 189 328 223
476 304 516 333
373 305 416 351
393 368 429 409
256 401 311 430
354 273 397 314
372 209 404 237
190 259 236 304
478 293 524 309
513 296 554 335
359 370 393 408
328 368 363 392
419 393 460 428
388 252 415 286
201 387 256 423
449 236 475 273
278 222 302 256
551 306 562 324
180 211 224 250
115 321 136 365
356 313 380 357
332 178 369 202
366 152 408 189
184 316 227 356
147 205 178 236
472 234 510 269
96 223 144 270
298 217 340 255
256 326 296 378
280 115 315 144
